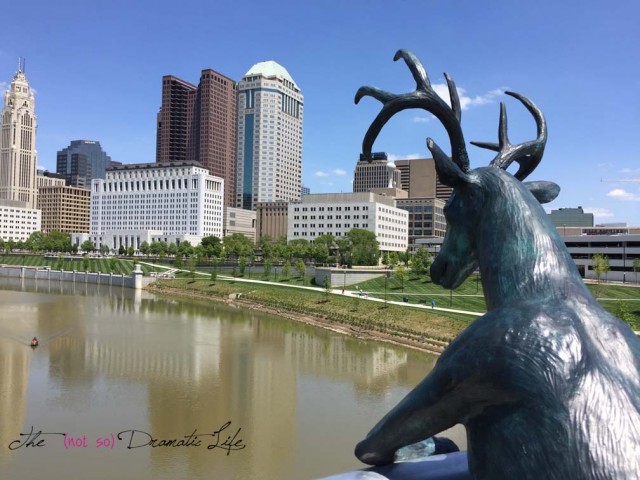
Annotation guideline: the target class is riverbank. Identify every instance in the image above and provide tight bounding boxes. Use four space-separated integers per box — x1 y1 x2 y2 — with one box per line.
146 279 474 355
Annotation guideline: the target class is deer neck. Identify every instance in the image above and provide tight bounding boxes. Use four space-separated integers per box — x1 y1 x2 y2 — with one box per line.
477 183 589 311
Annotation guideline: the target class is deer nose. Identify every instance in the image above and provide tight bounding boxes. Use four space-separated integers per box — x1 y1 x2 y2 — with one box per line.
431 258 447 285
355 439 394 466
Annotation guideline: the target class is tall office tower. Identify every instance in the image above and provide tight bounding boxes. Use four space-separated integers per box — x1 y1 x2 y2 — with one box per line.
0 59 38 209
353 153 402 193
354 154 452 201
236 61 303 211
56 140 118 187
156 70 237 207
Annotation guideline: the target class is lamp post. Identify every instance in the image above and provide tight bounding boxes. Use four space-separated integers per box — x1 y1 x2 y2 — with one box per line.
385 271 390 306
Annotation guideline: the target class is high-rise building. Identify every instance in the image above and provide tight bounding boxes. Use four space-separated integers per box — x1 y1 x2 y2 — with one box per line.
156 70 237 207
287 193 408 253
548 207 594 228
37 185 90 234
0 59 38 209
236 61 303 211
76 161 224 252
353 154 452 201
56 140 118 187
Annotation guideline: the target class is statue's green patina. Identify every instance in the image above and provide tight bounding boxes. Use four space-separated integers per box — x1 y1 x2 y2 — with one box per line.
354 50 640 479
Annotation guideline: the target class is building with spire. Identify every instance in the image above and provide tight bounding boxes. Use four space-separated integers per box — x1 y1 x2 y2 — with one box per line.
0 58 38 209
236 61 303 211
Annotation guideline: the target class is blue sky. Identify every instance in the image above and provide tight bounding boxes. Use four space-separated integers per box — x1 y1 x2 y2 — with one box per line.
1 0 639 225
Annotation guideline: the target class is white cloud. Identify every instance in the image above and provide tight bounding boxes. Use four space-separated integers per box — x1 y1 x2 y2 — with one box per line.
412 115 432 123
388 153 422 161
583 207 615 218
620 167 640 174
314 171 329 177
409 85 504 123
434 84 505 111
333 168 347 176
607 189 640 201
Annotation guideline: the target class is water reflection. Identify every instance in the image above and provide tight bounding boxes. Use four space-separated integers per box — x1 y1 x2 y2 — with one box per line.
0 277 456 479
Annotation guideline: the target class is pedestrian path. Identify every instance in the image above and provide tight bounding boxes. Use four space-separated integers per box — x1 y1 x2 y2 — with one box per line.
138 261 484 317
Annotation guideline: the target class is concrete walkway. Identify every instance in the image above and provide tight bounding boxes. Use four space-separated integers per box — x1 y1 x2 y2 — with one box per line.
138 261 485 318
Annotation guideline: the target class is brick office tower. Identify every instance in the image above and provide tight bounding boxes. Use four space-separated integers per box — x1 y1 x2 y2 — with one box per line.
156 70 237 208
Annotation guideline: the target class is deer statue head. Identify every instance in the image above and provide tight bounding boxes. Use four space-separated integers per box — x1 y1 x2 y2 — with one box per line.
355 50 562 294
353 50 640 479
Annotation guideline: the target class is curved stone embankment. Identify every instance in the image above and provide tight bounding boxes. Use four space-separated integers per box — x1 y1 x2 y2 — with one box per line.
146 285 449 356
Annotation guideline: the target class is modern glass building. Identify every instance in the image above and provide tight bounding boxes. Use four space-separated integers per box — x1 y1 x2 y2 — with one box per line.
56 140 119 187
236 61 303 211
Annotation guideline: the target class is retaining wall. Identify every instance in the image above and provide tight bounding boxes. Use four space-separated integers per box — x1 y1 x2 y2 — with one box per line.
315 267 388 287
0 265 155 289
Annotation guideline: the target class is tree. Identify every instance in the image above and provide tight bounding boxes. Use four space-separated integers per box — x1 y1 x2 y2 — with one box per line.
223 233 254 261
81 240 95 253
177 240 193 259
634 258 640 285
289 239 312 262
239 256 247 276
118 245 126 256
592 254 610 285
323 276 332 300
99 243 110 256
26 231 45 253
295 259 306 282
167 243 178 258
336 237 353 267
140 241 150 258
82 254 90 272
348 229 380 266
312 243 329 265
201 236 223 259
259 235 275 260
263 258 272 279
281 261 291 280
127 246 134 257
412 247 432 277
394 264 409 292
188 256 197 280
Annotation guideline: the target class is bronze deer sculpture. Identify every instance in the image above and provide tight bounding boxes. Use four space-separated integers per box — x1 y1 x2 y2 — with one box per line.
353 50 640 479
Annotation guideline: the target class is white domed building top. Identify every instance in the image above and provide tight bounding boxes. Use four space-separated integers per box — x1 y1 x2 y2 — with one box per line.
243 60 300 91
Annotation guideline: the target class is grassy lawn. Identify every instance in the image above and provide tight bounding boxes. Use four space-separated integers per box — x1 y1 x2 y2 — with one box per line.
150 278 473 349
352 273 640 328
0 254 153 275
2 254 639 331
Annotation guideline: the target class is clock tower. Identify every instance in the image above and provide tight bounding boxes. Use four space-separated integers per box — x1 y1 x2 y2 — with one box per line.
0 58 38 209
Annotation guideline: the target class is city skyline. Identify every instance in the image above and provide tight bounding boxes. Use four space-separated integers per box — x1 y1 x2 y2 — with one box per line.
1 0 638 224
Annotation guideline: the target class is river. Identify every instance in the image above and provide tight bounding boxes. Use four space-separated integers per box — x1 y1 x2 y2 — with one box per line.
0 277 465 479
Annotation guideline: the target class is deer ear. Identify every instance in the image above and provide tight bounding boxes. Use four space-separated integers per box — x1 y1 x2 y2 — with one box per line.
523 181 560 204
428 138 470 187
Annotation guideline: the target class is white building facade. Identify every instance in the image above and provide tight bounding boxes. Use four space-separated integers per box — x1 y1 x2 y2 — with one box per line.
0 60 38 209
236 61 303 210
287 193 408 253
0 202 41 242
73 162 223 251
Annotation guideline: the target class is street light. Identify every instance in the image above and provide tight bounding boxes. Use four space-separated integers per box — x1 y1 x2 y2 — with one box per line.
385 271 391 306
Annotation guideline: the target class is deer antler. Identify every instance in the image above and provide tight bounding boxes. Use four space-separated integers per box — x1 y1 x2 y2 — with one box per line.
355 49 470 173
471 92 547 181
